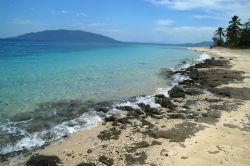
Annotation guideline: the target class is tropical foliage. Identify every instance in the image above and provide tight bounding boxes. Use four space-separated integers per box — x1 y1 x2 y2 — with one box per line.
213 16 250 48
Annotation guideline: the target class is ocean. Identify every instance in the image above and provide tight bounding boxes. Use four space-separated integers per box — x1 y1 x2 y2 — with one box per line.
0 41 202 155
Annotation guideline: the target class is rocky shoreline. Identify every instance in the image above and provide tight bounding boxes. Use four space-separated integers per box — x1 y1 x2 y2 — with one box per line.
3 48 250 165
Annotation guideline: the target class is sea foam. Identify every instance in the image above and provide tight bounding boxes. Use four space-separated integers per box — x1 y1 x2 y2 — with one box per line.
0 51 211 155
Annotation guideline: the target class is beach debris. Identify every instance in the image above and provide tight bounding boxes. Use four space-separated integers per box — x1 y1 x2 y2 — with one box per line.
125 151 147 165
160 149 169 156
181 155 189 159
98 155 114 166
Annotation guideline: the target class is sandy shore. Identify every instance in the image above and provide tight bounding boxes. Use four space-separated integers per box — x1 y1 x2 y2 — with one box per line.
4 47 250 166
167 47 250 166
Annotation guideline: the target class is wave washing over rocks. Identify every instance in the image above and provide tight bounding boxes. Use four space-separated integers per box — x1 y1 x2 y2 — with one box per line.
0 52 211 158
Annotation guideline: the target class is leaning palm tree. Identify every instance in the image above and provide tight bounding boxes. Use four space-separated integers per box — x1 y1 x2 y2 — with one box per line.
226 15 242 47
215 27 225 46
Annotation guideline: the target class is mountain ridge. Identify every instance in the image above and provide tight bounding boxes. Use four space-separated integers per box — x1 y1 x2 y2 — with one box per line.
1 29 119 43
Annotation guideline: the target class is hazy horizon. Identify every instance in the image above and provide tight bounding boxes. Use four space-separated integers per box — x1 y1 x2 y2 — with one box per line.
0 0 250 43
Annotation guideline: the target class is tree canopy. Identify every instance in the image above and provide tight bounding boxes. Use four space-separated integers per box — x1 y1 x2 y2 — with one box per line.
213 16 250 48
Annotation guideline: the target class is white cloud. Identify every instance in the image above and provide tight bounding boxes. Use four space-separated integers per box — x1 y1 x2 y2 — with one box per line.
154 19 174 32
155 19 173 26
152 25 215 43
51 10 69 15
149 0 221 10
9 19 32 25
61 10 69 14
149 0 250 20
77 12 86 16
193 14 225 20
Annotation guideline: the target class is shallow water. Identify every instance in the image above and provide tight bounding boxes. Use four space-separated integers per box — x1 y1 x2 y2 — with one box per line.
0 41 200 154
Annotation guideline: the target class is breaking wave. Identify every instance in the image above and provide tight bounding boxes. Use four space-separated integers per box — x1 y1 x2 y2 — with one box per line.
0 52 210 155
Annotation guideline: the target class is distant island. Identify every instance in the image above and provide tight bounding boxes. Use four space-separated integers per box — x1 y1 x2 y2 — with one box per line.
1 29 119 43
0 29 213 47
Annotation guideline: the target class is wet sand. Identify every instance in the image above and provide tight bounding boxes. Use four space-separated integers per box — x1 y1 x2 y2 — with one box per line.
4 47 250 166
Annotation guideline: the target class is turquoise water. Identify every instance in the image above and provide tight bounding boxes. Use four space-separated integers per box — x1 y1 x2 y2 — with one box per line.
0 42 199 118
0 41 200 154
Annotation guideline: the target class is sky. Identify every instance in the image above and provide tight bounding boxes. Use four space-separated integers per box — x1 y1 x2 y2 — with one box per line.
0 0 249 43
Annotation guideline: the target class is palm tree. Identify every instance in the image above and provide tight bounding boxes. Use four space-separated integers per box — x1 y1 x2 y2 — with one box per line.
243 19 250 30
239 18 250 47
215 27 225 46
226 15 242 47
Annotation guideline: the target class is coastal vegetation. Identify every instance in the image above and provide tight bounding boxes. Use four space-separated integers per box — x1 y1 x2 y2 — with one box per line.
213 16 250 48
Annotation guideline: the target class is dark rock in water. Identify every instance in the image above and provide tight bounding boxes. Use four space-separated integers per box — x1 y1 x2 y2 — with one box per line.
144 105 161 118
125 151 147 165
158 68 175 79
105 116 117 122
26 154 62 166
154 94 166 99
168 86 185 98
77 163 96 166
138 103 146 108
98 155 114 166
155 96 176 109
93 101 113 113
116 106 135 111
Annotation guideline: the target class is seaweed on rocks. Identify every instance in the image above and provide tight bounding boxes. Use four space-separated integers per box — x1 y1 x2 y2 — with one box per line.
26 154 62 166
97 127 122 141
77 163 96 166
154 94 176 109
168 86 185 98
126 141 150 153
125 151 148 165
147 122 204 142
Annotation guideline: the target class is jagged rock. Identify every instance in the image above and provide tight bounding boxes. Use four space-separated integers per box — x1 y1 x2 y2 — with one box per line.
155 96 175 109
184 88 204 95
189 67 199 80
99 155 114 166
77 163 96 166
105 116 117 122
116 106 135 111
160 149 169 156
87 149 92 153
168 86 185 98
26 154 62 166
167 113 186 119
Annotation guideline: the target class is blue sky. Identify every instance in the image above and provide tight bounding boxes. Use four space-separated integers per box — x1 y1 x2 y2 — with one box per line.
0 0 249 43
